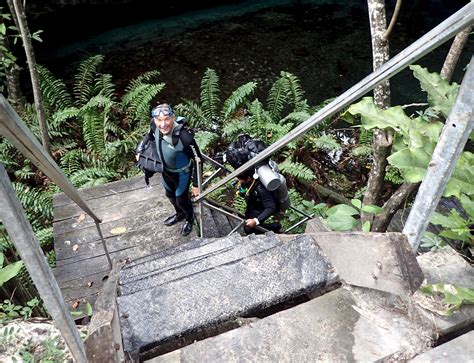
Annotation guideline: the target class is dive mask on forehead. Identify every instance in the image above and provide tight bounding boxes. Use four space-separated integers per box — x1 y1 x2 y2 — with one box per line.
151 105 174 117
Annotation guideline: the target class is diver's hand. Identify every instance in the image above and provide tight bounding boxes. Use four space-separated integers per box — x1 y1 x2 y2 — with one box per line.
191 187 200 197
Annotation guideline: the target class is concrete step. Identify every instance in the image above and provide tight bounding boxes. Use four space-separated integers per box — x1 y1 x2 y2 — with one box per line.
117 234 335 357
149 286 430 363
119 233 283 295
410 330 474 363
119 233 244 292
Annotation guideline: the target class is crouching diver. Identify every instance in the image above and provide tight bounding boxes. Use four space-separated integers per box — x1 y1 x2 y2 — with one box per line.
237 170 281 235
136 103 201 236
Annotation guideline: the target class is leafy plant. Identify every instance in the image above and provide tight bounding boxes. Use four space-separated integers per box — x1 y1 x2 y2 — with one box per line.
430 194 474 248
347 66 472 199
323 199 383 232
420 283 474 316
0 253 23 286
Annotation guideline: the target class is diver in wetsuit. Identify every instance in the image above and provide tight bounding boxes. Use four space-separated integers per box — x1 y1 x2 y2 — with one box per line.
136 103 201 236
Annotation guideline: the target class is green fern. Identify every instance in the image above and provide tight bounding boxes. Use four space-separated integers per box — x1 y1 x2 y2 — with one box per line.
351 145 372 157
201 68 220 120
281 71 308 112
174 100 207 128
95 73 116 100
310 134 341 151
73 55 104 106
278 159 316 181
221 82 257 120
267 77 288 120
125 70 161 91
384 165 404 184
12 183 53 222
195 131 219 153
122 83 165 125
37 64 73 112
70 167 117 187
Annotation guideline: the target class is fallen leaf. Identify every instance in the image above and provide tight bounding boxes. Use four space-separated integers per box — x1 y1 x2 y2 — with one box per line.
70 300 80 309
77 213 86 222
110 227 127 235
87 281 94 287
64 240 71 245
72 244 79 252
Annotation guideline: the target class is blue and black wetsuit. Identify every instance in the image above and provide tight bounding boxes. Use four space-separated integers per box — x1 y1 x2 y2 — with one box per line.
139 119 201 222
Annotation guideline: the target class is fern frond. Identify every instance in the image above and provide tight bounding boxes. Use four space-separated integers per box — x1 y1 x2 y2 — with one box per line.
95 73 116 100
60 149 86 176
175 101 206 129
281 71 308 112
12 183 53 221
201 68 220 120
37 64 73 112
125 70 161 92
73 55 104 106
82 109 106 153
278 159 316 181
247 99 273 140
222 118 249 139
194 131 219 153
70 167 117 187
280 111 310 125
358 128 373 145
221 82 257 121
51 107 80 130
13 165 35 181
310 134 341 151
122 83 165 124
267 77 288 121
351 145 372 157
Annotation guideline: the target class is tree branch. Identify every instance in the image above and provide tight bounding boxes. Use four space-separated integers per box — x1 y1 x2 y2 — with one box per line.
382 0 402 41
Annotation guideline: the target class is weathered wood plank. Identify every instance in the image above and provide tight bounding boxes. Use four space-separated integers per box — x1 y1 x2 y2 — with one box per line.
56 231 184 268
53 175 160 207
53 184 162 222
53 197 165 235
54 210 189 261
54 207 173 250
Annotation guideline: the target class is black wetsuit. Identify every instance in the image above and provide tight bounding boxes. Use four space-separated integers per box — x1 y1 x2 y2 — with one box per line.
240 180 280 235
138 119 201 222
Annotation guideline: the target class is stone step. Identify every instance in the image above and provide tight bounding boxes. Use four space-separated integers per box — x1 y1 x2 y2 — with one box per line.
119 233 244 290
148 287 427 363
120 233 283 295
409 331 474 362
117 234 335 356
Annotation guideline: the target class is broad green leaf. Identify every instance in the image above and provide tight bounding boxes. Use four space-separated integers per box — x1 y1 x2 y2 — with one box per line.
387 147 432 183
85 302 93 317
351 199 362 209
444 152 474 197
326 204 359 217
0 253 3 268
0 23 6 35
410 65 459 118
348 97 411 138
0 260 24 286
440 230 471 243
431 212 460 229
325 215 358 231
362 220 371 232
361 204 383 214
460 194 474 218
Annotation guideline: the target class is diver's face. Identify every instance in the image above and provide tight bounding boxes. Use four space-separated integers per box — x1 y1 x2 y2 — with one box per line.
154 114 175 135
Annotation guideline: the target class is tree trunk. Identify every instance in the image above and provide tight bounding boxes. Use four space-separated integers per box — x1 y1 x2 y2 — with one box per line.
10 0 51 154
363 0 392 223
440 25 472 83
0 35 24 111
371 26 472 232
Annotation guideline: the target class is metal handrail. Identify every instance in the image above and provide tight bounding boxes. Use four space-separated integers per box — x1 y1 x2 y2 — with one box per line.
195 3 474 203
0 95 112 268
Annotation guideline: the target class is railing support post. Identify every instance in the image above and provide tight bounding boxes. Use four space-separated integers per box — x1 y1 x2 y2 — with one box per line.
0 164 87 363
